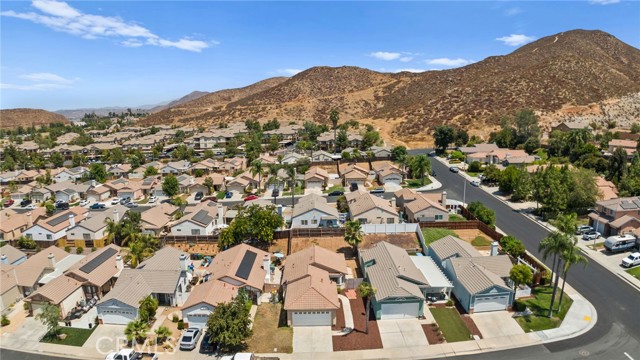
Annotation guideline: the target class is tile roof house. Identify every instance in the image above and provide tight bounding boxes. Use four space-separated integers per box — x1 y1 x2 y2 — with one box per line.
64 244 123 300
97 247 191 325
141 203 178 235
347 192 398 224
1 265 21 311
304 167 330 192
66 205 128 248
0 207 47 241
170 201 226 236
291 194 339 228
403 193 449 223
428 236 514 313
161 160 191 174
53 166 88 183
0 244 27 265
589 196 640 236
595 176 618 201
22 207 89 246
608 139 638 157
181 244 270 329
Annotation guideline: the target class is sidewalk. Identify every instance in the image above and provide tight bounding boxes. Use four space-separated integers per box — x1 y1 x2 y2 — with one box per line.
415 175 442 192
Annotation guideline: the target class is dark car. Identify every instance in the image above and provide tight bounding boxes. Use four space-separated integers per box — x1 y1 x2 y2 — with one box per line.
199 332 217 354
20 199 32 207
271 189 279 197
56 202 69 210
225 191 233 199
327 190 344 197
349 183 359 192
194 192 204 201
90 203 106 210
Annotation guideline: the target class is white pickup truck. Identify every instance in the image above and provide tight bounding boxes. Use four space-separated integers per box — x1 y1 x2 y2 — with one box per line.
105 349 158 360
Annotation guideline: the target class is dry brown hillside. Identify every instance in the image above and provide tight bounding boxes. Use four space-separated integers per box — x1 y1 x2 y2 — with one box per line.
139 30 640 143
0 108 69 129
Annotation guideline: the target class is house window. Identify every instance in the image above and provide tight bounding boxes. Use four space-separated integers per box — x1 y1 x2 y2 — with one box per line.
83 233 91 240
191 229 201 236
435 215 443 220
311 219 318 225
301 220 308 225
386 218 394 224
358 218 367 224
46 234 52 240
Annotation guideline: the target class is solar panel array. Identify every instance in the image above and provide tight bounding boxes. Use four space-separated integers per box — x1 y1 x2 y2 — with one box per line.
235 251 257 280
46 212 71 227
620 201 639 210
79 247 117 274
192 210 214 225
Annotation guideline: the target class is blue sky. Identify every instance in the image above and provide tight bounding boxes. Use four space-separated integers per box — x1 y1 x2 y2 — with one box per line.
1 1 638 111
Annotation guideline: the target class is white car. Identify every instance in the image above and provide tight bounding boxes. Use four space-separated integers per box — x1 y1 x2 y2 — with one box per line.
79 199 89 206
111 197 121 205
24 204 36 210
470 180 480 187
148 195 158 203
622 252 640 268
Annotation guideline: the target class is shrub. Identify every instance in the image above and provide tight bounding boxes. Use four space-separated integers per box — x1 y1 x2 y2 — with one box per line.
76 247 84 254
468 161 482 173
91 247 97 252
172 314 179 323
513 300 527 312
1 315 10 327
177 320 185 330
64 246 71 253
445 299 454 307
23 302 30 311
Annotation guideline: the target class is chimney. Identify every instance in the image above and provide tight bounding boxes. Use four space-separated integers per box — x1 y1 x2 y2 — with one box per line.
1 255 8 265
113 208 119 222
68 214 75 228
116 255 124 271
490 241 499 256
263 254 270 283
217 203 224 225
27 212 33 227
180 254 188 271
91 180 97 187
47 253 56 269
390 198 396 209
277 204 283 218
441 191 447 207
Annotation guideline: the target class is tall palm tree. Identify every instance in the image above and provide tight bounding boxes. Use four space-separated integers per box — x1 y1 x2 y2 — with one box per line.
284 164 296 209
356 281 376 334
538 232 571 318
119 221 139 247
551 213 577 236
250 160 264 194
557 239 588 311
410 155 431 185
124 319 149 345
344 220 363 257
104 218 121 245
330 110 339 153
127 235 157 268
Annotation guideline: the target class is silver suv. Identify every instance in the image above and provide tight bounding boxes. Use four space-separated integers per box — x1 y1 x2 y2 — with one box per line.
179 328 202 351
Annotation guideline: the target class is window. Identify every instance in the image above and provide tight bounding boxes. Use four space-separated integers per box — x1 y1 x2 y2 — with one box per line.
358 218 367 224
435 215 443 220
301 220 308 225
83 233 91 240
191 229 201 236
386 218 394 224
311 219 318 225
46 234 52 240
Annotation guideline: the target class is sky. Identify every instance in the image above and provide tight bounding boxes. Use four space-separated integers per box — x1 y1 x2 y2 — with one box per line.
1 0 639 111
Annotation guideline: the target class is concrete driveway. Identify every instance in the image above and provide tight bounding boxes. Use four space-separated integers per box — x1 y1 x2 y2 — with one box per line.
84 324 127 352
293 326 333 353
377 319 427 348
470 311 524 339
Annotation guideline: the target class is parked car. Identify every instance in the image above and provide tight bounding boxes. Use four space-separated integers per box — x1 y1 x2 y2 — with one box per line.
20 199 32 207
428 151 436 157
271 188 280 197
179 328 202 351
225 191 233 199
582 231 601 240
79 199 89 206
244 195 259 201
194 192 204 201
369 187 385 194
470 180 480 187
90 203 106 210
111 197 121 205
105 349 158 360
220 353 255 360
327 190 344 197
119 197 131 205
56 202 69 210
199 332 217 354
24 204 36 210
125 202 138 208
449 166 460 173
349 183 359 192
148 195 158 203
576 225 594 235
621 252 640 268
201 196 217 203
3 199 14 207
431 170 436 177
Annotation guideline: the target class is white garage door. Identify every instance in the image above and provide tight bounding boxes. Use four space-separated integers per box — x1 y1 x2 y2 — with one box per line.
119 191 135 200
384 177 402 185
292 311 332 326
187 313 210 329
380 302 419 320
100 308 137 325
473 295 509 313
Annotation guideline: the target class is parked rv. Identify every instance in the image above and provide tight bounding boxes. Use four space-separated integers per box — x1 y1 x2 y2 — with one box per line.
604 234 637 253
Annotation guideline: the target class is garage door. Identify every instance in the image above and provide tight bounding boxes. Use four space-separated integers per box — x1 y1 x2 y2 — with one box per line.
292 311 332 326
187 313 210 329
380 302 419 319
473 295 509 313
100 308 137 325
119 192 135 200
31 302 46 316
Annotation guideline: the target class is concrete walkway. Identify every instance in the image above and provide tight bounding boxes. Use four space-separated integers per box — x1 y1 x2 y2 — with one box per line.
332 294 354 336
415 176 442 192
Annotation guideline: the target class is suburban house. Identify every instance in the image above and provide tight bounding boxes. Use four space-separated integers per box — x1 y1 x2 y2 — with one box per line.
458 143 499 156
103 177 131 197
55 188 80 203
176 174 196 194
139 176 160 196
97 247 190 325
589 196 640 236
311 150 337 162
596 176 618 201
359 241 429 319
304 167 330 192
369 146 393 158
281 152 306 165
30 187 52 203
341 164 369 188
226 171 260 194
428 236 514 313
181 244 270 329
22 207 89 247
608 139 638 157
117 180 144 200
66 205 127 249
375 164 404 185
141 203 178 235
404 193 449 222
161 160 191 174
63 244 123 300
291 193 339 228
170 202 226 236
188 177 212 196
0 245 27 266
221 157 247 173
86 185 111 202
53 167 88 183
0 207 46 241
1 266 21 311
347 192 398 224
465 148 531 166
552 122 591 133
26 274 85 318
108 164 132 178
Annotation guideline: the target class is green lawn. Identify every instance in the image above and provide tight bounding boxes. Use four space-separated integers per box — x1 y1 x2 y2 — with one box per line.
283 186 304 196
627 266 640 280
422 228 459 246
323 185 345 194
471 236 492 246
430 308 472 342
41 327 97 347
217 191 227 199
515 286 573 332
405 178 432 188
466 172 482 178
449 214 467 222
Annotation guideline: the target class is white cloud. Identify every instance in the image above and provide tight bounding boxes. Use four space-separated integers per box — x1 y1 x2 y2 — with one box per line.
504 7 523 16
399 56 413 62
1 0 214 52
370 51 402 61
276 69 302 76
425 58 472 67
1 82 69 91
496 34 536 46
20 72 74 84
589 0 620 4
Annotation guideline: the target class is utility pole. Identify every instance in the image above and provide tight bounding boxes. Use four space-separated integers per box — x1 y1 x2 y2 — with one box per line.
463 177 467 206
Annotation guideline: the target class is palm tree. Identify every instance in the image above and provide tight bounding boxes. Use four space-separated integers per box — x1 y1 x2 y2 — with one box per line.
551 213 577 237
410 155 431 185
119 221 139 247
154 325 172 345
104 218 121 245
330 110 339 153
124 319 149 345
251 160 264 194
284 164 296 209
267 164 281 203
351 148 361 160
344 220 363 257
557 239 588 311
356 281 376 334
127 235 157 268
538 232 571 318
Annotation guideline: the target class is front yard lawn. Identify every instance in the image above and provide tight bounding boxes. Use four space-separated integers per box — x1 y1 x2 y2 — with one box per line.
283 186 304 196
471 236 492 246
217 191 227 199
41 326 96 347
422 228 459 246
448 214 467 222
515 286 573 332
626 266 640 280
430 308 472 342
246 303 292 353
405 178 432 188
324 185 345 194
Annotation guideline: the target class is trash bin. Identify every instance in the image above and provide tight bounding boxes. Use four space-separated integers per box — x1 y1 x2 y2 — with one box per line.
88 323 92 329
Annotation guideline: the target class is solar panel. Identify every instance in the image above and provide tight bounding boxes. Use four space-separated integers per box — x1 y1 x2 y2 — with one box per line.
46 212 71 227
192 210 213 225
235 250 257 280
620 201 637 210
79 247 117 274
633 199 640 208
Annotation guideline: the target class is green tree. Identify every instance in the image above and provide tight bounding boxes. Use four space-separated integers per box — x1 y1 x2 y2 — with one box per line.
631 122 640 134
109 148 126 164
250 160 264 194
433 125 456 153
218 205 284 249
500 235 526 258
468 161 482 173
356 282 376 335
124 319 149 345
391 146 407 162
454 129 469 147
608 147 628 184
538 232 571 318
361 130 381 150
71 153 87 167
206 291 253 352
509 264 533 291
127 234 158 268
409 155 431 185
89 163 108 183
556 239 588 311
144 166 158 177
204 176 215 194
104 218 121 245
154 325 172 345
344 220 363 256
162 174 180 198
482 164 502 185
514 109 540 146
499 166 520 194
330 110 339 153
335 129 349 153
36 304 61 336
138 295 159 323
17 235 37 249
336 195 349 213
467 201 495 227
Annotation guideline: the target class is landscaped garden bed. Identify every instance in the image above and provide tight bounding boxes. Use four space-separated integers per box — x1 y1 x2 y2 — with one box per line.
515 286 573 332
332 294 383 351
